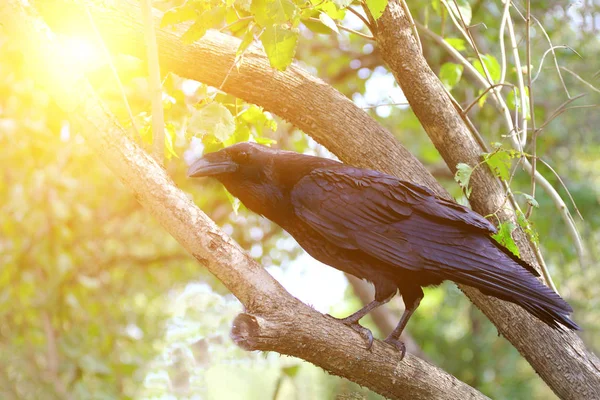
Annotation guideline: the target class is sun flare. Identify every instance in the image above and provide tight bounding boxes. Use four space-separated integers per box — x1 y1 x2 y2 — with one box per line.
57 36 103 72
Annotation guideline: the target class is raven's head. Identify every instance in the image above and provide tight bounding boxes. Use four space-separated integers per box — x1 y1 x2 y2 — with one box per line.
188 142 338 219
188 142 282 180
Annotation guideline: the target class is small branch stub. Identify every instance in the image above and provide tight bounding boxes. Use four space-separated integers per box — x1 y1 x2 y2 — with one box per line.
231 313 263 351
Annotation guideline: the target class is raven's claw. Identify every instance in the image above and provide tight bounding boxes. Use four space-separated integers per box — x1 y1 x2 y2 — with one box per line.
384 337 406 360
334 316 374 350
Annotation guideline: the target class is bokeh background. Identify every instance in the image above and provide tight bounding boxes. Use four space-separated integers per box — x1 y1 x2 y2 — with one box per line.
0 0 598 398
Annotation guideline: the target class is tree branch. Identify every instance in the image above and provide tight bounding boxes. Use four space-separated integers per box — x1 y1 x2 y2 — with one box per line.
2 1 486 398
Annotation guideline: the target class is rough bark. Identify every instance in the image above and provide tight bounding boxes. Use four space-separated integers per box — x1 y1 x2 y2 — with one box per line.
373 1 600 398
28 0 600 398
1 1 487 399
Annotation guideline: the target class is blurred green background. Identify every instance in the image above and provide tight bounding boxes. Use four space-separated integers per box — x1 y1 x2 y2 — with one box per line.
0 0 598 399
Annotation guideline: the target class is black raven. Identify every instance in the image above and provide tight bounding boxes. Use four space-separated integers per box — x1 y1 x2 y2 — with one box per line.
188 142 578 355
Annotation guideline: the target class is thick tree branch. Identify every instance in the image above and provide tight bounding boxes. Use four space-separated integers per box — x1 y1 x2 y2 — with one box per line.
31 0 600 397
372 1 600 397
1 1 486 398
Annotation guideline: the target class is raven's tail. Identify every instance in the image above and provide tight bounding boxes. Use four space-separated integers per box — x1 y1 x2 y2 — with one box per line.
452 253 580 331
519 297 579 331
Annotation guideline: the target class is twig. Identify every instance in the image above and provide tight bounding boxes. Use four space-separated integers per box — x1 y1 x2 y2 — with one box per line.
141 0 165 163
560 66 600 94
532 45 578 83
503 0 528 149
535 94 588 132
347 6 373 32
463 83 515 114
362 102 410 109
219 26 264 90
400 0 422 53
498 0 511 85
519 9 575 98
534 157 584 221
525 0 536 219
538 103 599 133
308 17 375 40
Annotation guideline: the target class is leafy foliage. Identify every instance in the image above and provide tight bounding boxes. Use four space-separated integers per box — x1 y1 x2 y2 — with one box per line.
454 162 473 197
492 222 520 257
440 62 464 91
473 54 501 83
365 0 388 20
482 149 519 181
261 25 300 70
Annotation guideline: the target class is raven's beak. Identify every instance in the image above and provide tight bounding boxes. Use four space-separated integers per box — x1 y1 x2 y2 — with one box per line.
187 157 238 177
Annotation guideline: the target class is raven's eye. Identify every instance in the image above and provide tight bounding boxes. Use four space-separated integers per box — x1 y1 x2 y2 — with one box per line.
238 151 250 162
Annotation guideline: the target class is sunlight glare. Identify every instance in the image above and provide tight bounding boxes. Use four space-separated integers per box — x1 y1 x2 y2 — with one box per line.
58 36 103 73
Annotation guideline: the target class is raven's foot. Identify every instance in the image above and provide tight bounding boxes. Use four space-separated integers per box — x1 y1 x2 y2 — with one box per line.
384 337 406 360
334 316 374 350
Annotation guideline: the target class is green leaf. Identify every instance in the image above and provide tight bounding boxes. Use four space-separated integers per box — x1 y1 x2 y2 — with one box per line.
483 150 514 181
520 192 539 208
441 0 472 26
190 102 236 142
164 123 179 159
477 88 489 107
226 127 251 146
236 0 253 12
181 7 226 44
254 136 277 145
439 62 464 91
236 24 256 62
282 365 300 378
260 25 299 71
318 2 345 20
251 0 298 27
182 20 209 44
319 12 339 34
301 11 333 35
225 190 241 215
473 54 501 83
506 87 531 119
161 4 197 27
365 0 388 20
239 105 277 135
454 162 473 198
444 37 466 52
492 221 520 257
516 209 539 244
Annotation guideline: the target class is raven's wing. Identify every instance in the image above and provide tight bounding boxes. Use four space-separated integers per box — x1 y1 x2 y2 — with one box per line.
290 166 503 274
291 166 577 329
